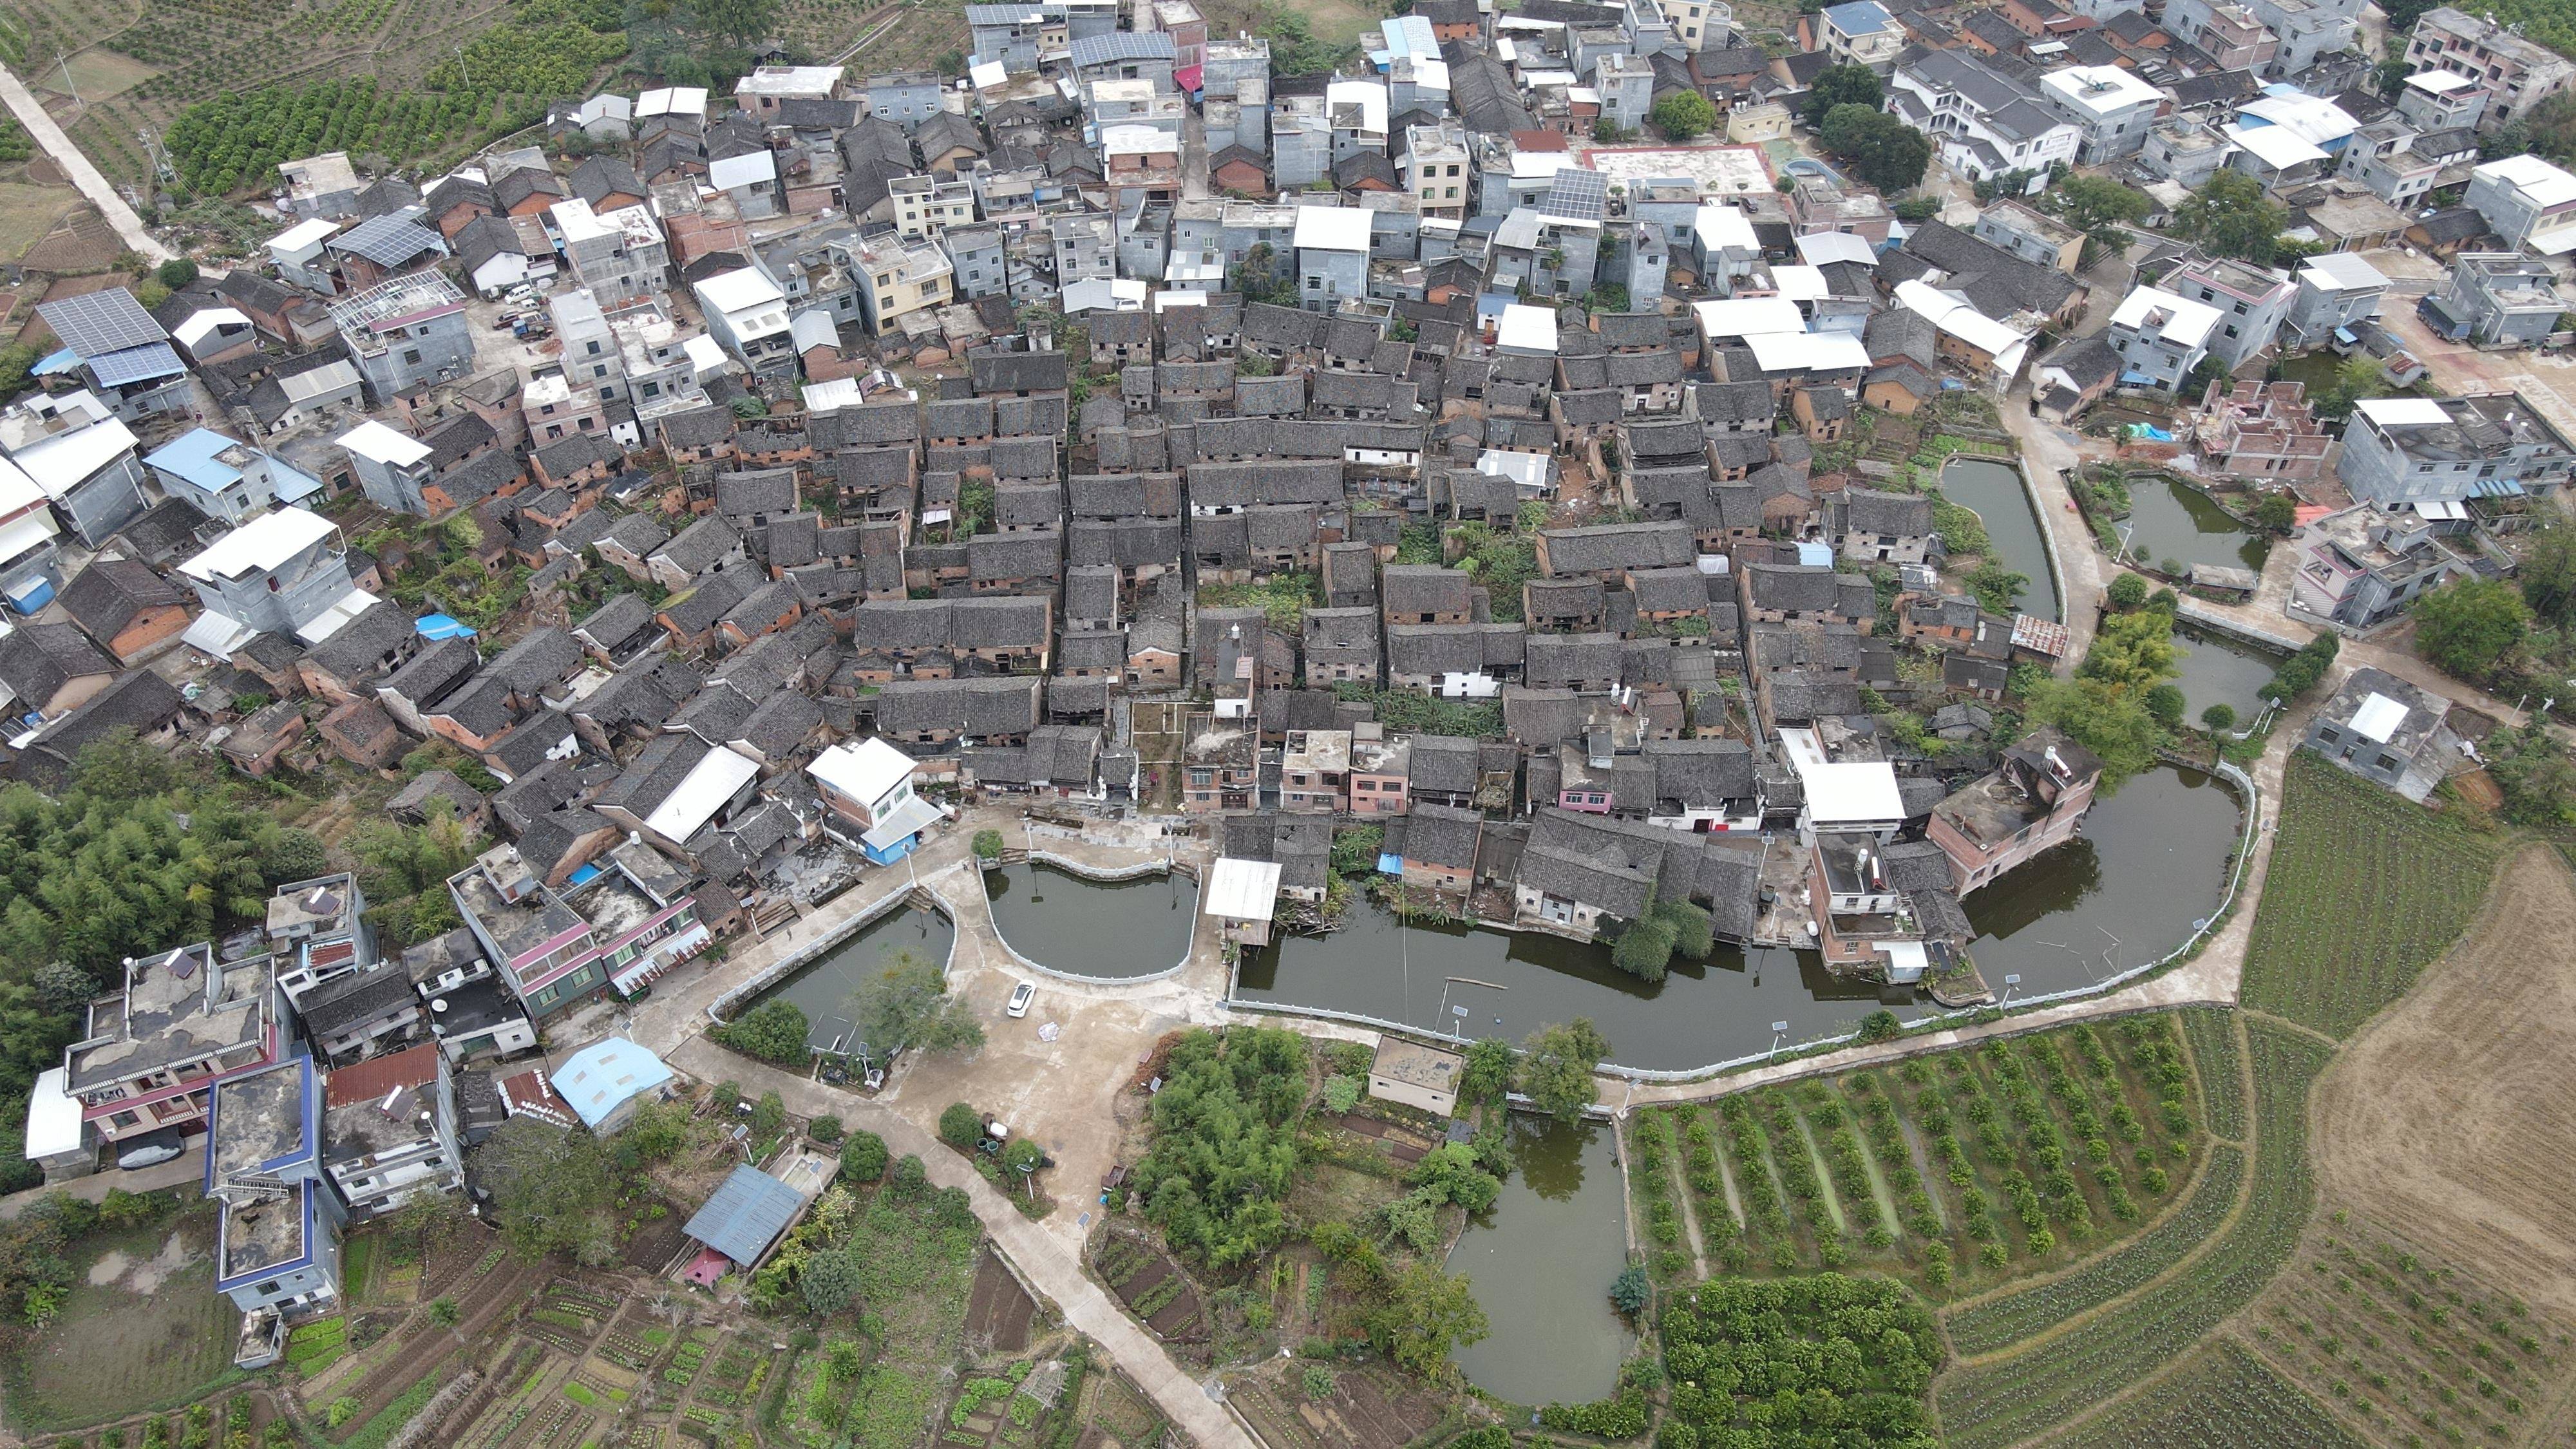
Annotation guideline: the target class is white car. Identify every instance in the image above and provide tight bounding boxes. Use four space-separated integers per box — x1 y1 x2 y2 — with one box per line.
1007 981 1036 1018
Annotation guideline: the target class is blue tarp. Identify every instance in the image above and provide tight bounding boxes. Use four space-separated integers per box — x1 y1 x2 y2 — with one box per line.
1377 851 1405 875
565 862 603 887
2126 424 2175 441
415 613 477 640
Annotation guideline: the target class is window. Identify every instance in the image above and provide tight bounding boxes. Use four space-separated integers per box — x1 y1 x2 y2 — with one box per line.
587 339 603 355
402 348 422 365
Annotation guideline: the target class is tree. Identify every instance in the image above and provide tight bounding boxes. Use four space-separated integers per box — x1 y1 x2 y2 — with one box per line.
938 1102 983 1150
2078 607 2181 699
1817 104 1931 192
1517 1019 1609 1123
1966 561 2029 614
696 0 775 46
474 1117 625 1265
1609 1264 1651 1314
1650 90 1717 140
264 829 330 887
846 949 983 1057
2253 492 2299 534
808 1115 843 1144
2485 724 2576 824
1855 1009 1901 1043
2143 683 2187 729
714 999 811 1065
2106 573 2150 611
155 258 199 289
1408 1141 1502 1211
1802 63 1882 127
1459 1038 1514 1106
971 829 1005 861
2020 677 2164 790
800 1249 862 1315
2201 703 2238 732
2414 578 2530 679
839 1130 889 1183
2309 355 2386 421
2172 171 2288 266
2048 175 2151 267
2520 526 2576 626
1606 891 1713 983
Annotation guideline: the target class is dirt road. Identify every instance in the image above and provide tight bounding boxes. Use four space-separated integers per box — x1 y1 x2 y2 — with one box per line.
2311 843 2576 1321
0 63 169 262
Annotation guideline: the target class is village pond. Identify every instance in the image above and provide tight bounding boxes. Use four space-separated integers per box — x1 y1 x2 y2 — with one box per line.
2117 475 2269 575
1238 766 2240 1069
1443 1115 1635 1406
2170 626 2282 726
757 902 957 1053
1934 457 2061 623
984 860 1200 979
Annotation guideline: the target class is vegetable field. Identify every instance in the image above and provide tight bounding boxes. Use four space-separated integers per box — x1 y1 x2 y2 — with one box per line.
2041 1338 2363 1449
2240 753 2505 1038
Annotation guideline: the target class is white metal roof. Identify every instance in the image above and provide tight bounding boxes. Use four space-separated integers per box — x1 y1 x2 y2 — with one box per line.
1293 204 1374 253
181 610 260 660
2351 692 2408 743
2222 122 2329 170
180 506 338 582
2040 64 2160 117
644 746 759 841
2406 68 2476 94
1895 279 2034 370
293 586 381 645
1496 302 1558 354
684 333 734 377
1794 231 1877 267
267 217 339 255
1325 79 1388 136
2528 222 2576 256
1744 329 1872 372
708 149 779 191
2475 153 2576 207
337 419 433 468
172 307 252 350
0 509 59 567
2353 397 2452 426
695 266 786 316
970 60 1009 89
0 456 40 518
11 417 138 497
1692 203 1759 252
2239 91 2359 146
1804 761 1906 823
808 737 916 806
1202 857 1282 922
1771 264 1831 303
860 792 945 851
24 1068 81 1160
2110 285 2222 348
1692 295 1807 339
636 86 709 117
2301 251 2388 292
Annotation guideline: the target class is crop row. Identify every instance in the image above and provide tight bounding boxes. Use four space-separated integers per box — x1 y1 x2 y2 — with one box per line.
2043 1339 2365 1449
2179 1006 2246 1140
1945 1142 2245 1356
1932 1018 2327 1448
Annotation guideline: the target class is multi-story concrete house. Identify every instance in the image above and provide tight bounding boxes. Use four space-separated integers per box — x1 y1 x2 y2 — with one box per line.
2423 251 2564 348
1927 729 2102 893
2394 67 2487 131
2195 379 2332 482
328 271 474 402
2231 0 2361 77
2038 64 2163 162
1293 205 1372 312
1401 122 1472 220
1 392 153 545
2105 284 2221 392
551 200 667 308
320 1044 463 1219
692 266 798 376
2302 666 2462 801
2292 502 2479 627
1816 0 1904 68
968 3 1068 71
178 506 368 648
2337 392 2575 506
2464 155 2576 251
2405 6 2575 132
448 845 609 1019
1886 49 2083 183
2338 120 2476 210
2160 0 2278 71
808 737 945 864
1972 199 2085 274
32 290 193 422
2282 251 2389 347
2163 254 2294 372
852 233 953 336
66 943 281 1146
207 1056 345 1317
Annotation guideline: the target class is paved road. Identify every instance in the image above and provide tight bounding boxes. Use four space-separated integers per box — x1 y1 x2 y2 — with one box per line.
1998 385 2106 665
0 1139 203 1217
0 62 171 263
665 1038 1255 1449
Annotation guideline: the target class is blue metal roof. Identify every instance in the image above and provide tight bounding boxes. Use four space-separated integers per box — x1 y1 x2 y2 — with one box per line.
1823 0 1893 33
87 341 188 388
145 428 249 491
30 347 79 377
551 1036 675 1129
684 1164 804 1265
1070 30 1174 66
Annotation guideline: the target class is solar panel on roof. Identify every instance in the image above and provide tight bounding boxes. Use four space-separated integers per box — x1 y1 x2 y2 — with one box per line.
86 341 187 389
331 215 446 267
37 290 167 359
1539 167 1607 223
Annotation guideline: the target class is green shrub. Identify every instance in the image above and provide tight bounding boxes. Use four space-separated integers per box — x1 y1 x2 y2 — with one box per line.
840 1130 889 1182
939 1103 984 1149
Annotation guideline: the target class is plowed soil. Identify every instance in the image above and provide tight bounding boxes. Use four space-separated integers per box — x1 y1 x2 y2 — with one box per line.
2312 844 2576 1320
965 1250 1037 1352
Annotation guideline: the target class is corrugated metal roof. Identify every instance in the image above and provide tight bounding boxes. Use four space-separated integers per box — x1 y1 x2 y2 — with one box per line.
683 1164 803 1265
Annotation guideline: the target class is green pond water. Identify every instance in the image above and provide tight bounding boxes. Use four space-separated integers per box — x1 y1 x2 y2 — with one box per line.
1444 1115 1636 1405
1935 457 2061 622
756 905 956 1052
985 860 1199 978
2119 476 2268 575
2170 627 2282 726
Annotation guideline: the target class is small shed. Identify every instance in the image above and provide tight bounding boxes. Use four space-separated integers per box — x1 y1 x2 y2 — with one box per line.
2188 563 2258 598
1368 1037 1464 1117
1201 857 1282 947
681 1164 805 1277
23 1067 90 1182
